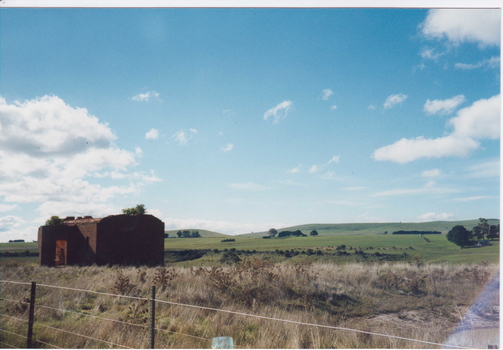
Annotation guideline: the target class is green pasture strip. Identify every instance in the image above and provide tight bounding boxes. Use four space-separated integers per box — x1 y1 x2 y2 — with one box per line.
164 234 499 265
0 242 39 251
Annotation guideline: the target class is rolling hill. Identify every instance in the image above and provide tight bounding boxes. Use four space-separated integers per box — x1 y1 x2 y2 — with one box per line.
164 229 229 238
238 219 500 237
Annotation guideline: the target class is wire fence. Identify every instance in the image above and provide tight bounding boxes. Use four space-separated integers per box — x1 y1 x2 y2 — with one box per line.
0 279 471 349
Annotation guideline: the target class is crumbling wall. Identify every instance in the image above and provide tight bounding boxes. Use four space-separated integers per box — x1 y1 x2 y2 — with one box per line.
38 214 164 267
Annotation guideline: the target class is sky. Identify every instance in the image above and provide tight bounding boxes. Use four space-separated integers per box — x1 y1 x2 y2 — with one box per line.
0 5 500 242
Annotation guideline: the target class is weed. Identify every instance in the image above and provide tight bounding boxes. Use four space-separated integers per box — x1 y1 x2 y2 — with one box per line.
112 271 138 296
153 267 178 290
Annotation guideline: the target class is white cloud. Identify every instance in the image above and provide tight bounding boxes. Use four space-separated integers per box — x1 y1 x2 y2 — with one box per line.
145 128 159 140
320 172 339 180
331 105 338 110
36 202 120 222
0 95 159 228
322 89 333 100
0 215 26 232
287 166 301 174
327 155 340 164
421 9 500 47
343 187 367 191
228 182 269 191
373 186 459 197
449 95 500 140
424 180 436 188
190 128 198 133
368 105 376 110
172 130 191 145
373 95 500 163
308 165 320 174
309 156 340 175
221 144 234 152
420 47 444 60
383 94 407 109
452 196 489 202
417 212 455 222
0 95 116 157
263 101 293 124
424 95 465 115
373 135 479 163
455 56 500 70
0 204 18 212
130 91 160 102
421 169 442 178
466 160 500 178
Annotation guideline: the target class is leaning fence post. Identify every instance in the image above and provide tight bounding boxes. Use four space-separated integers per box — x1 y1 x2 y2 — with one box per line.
150 286 156 349
27 281 36 348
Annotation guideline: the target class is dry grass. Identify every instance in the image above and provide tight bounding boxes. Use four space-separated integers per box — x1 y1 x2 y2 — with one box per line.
0 259 498 348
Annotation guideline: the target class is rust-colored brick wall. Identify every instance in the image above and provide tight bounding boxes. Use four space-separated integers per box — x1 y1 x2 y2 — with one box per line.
39 214 164 267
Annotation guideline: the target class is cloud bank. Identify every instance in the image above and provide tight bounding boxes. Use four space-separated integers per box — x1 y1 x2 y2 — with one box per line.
421 9 500 47
373 94 500 163
0 95 159 223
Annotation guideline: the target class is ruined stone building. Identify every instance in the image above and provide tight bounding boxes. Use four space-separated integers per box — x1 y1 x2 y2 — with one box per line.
38 214 165 267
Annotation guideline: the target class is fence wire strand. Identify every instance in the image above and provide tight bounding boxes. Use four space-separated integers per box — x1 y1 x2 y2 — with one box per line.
155 326 211 343
0 340 19 348
34 323 134 349
35 339 63 349
0 328 27 339
1 314 29 324
35 303 149 329
1 279 472 349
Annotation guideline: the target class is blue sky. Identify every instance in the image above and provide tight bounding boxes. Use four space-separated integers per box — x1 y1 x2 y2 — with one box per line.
0 6 500 241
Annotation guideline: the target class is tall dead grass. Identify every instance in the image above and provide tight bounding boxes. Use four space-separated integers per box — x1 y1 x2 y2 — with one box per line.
0 259 497 348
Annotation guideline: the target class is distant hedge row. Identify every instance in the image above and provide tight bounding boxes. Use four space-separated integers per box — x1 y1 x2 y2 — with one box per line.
392 230 441 235
0 251 39 257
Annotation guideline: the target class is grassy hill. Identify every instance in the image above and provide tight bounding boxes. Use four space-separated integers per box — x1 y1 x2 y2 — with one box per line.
241 219 500 237
164 229 229 238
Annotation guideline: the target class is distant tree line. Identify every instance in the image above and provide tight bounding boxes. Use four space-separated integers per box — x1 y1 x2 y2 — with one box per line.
266 228 319 238
447 218 499 248
221 238 235 242
392 230 441 235
176 230 201 238
0 250 38 257
8 239 25 243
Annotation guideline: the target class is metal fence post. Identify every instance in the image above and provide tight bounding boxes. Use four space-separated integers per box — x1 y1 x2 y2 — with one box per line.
27 281 36 348
150 286 156 349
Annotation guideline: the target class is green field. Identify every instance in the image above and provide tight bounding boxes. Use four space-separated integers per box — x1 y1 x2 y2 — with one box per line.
2 220 499 265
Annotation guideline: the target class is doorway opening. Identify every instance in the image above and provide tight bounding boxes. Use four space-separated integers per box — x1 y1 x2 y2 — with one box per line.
55 240 67 266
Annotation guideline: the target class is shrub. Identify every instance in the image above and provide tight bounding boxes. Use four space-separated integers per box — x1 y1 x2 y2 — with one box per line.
122 204 146 216
45 216 62 226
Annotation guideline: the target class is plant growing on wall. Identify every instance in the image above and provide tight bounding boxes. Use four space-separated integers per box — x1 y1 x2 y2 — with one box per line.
122 204 146 216
45 216 62 226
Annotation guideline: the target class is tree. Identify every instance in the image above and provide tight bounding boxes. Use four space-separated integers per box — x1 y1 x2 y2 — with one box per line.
310 230 319 236
45 216 62 226
268 228 278 238
488 224 500 240
122 204 146 216
473 218 490 240
446 225 473 248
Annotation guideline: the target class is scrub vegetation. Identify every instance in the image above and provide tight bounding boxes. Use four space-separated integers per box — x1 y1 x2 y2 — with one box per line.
1 261 498 348
1 220 499 348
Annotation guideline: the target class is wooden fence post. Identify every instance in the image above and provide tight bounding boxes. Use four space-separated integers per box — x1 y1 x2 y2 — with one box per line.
150 286 156 349
27 281 36 348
